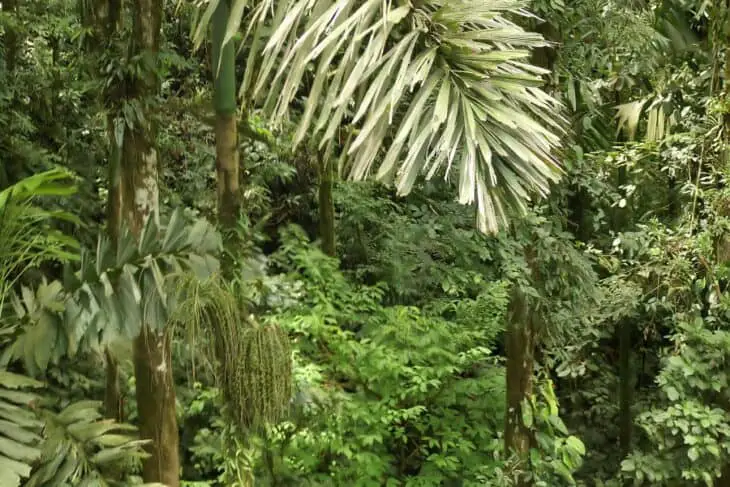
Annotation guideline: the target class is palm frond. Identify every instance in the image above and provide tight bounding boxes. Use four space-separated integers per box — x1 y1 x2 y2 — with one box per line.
0 169 79 315
26 400 153 487
0 369 43 487
224 0 565 232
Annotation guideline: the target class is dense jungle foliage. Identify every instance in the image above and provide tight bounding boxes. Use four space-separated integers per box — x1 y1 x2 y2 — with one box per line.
3 0 730 486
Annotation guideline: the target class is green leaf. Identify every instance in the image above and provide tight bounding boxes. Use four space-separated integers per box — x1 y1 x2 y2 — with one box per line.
521 400 533 428
666 385 679 401
688 447 699 462
565 435 585 456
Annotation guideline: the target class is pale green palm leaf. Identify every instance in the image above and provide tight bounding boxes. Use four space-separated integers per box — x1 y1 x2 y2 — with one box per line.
209 0 565 231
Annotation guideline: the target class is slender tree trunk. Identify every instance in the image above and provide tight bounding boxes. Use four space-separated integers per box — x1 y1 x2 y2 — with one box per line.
613 116 634 459
318 156 335 257
618 320 632 457
211 0 239 228
504 287 535 463
104 349 124 421
122 127 180 486
83 0 126 424
502 21 557 486
121 1 179 484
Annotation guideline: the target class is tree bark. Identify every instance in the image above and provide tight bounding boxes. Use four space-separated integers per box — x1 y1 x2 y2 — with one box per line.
122 0 179 484
502 20 557 486
83 0 126 425
318 156 335 257
104 348 124 422
211 0 240 229
215 113 239 227
505 286 535 486
133 327 180 486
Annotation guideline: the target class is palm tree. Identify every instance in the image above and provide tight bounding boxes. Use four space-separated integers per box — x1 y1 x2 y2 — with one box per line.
198 0 565 233
210 0 241 229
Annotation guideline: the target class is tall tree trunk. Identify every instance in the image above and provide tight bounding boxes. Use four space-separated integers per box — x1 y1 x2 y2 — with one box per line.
133 327 179 486
123 126 179 487
613 107 634 459
82 0 126 424
121 1 179 485
211 0 239 228
618 320 632 457
504 286 535 486
502 20 558 486
615 181 633 458
318 156 335 257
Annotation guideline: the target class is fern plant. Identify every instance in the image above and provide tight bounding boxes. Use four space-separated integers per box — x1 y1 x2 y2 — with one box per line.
26 400 157 487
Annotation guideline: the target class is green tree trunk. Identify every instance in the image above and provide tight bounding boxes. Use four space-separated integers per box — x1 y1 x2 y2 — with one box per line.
211 0 239 229
123 1 180 485
318 156 335 257
103 349 123 422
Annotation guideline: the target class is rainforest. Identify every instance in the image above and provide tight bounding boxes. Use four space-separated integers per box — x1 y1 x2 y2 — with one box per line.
0 0 728 486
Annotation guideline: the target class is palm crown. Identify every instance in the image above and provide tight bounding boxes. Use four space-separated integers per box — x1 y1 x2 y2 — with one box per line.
198 0 565 232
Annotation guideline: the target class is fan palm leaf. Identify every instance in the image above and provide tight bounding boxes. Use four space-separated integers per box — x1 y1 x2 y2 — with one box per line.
198 0 565 232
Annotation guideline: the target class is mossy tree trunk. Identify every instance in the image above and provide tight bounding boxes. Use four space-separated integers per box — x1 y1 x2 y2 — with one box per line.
504 286 536 486
82 0 126 424
502 21 557 486
122 1 179 485
211 0 240 229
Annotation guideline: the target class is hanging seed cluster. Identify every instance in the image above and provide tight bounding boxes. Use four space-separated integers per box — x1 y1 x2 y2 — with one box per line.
173 276 292 432
224 321 292 431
